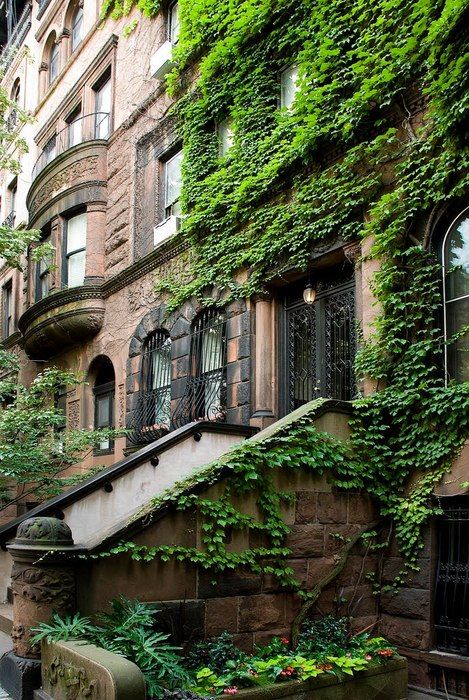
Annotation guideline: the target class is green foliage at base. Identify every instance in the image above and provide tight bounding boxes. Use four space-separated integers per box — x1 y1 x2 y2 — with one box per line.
31 597 190 699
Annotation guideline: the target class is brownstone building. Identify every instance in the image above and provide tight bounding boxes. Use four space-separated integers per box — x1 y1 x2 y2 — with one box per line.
0 0 468 697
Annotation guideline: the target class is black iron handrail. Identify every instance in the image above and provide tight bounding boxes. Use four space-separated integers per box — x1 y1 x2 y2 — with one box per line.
32 112 111 181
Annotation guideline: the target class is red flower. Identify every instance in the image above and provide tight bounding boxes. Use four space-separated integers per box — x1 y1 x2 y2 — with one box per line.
280 637 289 645
223 687 238 695
377 649 394 658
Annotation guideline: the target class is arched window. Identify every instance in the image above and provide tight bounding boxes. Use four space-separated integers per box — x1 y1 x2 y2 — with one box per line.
442 207 469 383
10 78 20 104
130 330 171 444
92 357 115 453
173 308 227 428
47 34 59 86
71 4 84 52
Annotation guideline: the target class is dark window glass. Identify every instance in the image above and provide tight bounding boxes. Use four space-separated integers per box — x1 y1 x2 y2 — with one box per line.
434 497 469 656
282 267 356 414
2 280 13 338
93 360 115 453
71 5 84 51
49 41 59 84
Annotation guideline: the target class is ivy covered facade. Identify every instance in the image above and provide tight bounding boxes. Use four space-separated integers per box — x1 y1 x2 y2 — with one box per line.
0 0 468 695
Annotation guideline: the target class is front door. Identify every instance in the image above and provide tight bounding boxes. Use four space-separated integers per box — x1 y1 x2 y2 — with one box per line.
281 268 356 414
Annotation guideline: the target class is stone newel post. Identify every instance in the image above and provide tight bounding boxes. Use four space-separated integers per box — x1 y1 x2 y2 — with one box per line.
0 517 83 700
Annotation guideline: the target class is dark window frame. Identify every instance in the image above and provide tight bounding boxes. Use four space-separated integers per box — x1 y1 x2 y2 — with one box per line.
71 4 84 52
93 379 115 454
2 279 13 339
279 266 356 416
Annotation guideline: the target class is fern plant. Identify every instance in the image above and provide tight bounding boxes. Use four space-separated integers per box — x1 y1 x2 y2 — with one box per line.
31 597 189 699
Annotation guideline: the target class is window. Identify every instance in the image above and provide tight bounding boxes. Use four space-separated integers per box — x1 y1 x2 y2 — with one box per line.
43 135 57 166
280 64 299 110
66 106 82 148
93 359 115 453
434 497 469 656
168 1 180 44
36 236 52 302
54 391 67 452
163 150 183 218
2 280 13 339
49 41 59 85
442 208 469 383
65 213 87 287
8 179 17 218
218 118 234 156
173 309 227 428
71 4 84 52
281 267 356 414
11 78 20 104
94 76 111 139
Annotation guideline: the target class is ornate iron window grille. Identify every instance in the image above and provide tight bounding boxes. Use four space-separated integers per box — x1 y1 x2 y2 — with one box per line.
434 498 469 656
283 273 356 413
172 309 227 429
128 330 172 445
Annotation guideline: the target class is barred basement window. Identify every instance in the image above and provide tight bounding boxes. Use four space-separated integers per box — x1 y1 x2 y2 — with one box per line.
129 330 172 444
173 309 227 428
434 497 469 656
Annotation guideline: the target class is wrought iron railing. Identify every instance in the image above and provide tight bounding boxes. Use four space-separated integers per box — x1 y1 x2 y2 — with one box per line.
434 498 469 656
0 3 32 73
172 310 227 430
31 112 111 181
128 311 228 445
2 211 16 229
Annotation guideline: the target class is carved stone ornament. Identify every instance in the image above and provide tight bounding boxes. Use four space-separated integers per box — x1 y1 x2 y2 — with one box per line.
16 517 74 547
29 155 100 217
11 563 75 607
47 655 98 699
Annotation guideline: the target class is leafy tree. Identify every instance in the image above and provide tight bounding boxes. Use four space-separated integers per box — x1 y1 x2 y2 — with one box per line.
0 351 118 512
0 74 48 266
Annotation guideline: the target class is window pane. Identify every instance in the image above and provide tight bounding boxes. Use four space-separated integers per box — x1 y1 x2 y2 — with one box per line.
169 2 180 44
67 213 87 253
281 65 299 109
444 214 469 301
41 273 50 299
201 322 223 373
97 394 110 427
94 79 111 138
68 116 82 147
67 250 86 287
446 297 469 383
164 151 183 209
218 118 234 156
49 44 59 83
71 7 84 51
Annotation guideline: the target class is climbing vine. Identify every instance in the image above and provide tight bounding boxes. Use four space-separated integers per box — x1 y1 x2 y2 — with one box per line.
97 0 469 591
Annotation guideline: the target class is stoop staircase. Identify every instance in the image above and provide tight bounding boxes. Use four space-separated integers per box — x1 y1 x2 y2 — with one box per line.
0 400 352 608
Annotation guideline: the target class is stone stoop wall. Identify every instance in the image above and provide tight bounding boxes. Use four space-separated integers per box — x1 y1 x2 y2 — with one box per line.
76 468 438 685
77 473 384 651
